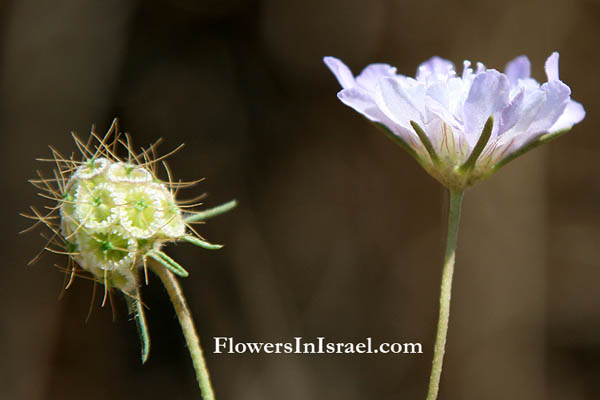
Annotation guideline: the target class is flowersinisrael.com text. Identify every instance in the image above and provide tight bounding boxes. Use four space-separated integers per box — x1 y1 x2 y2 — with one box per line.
214 337 423 355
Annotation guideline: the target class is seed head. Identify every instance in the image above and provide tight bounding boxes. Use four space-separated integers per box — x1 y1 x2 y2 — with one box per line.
24 119 223 298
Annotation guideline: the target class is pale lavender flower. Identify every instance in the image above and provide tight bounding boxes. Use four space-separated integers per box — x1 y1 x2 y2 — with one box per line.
324 53 585 189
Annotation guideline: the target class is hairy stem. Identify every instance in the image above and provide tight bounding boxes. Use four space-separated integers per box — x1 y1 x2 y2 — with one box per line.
150 263 215 400
425 190 464 400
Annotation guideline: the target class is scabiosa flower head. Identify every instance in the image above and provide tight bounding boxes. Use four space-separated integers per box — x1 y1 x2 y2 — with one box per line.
24 120 237 388
24 119 228 298
324 52 585 189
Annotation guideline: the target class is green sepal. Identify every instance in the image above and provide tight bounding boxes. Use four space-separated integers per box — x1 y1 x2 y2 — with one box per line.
492 127 571 172
183 235 223 250
459 115 494 173
125 289 151 364
148 250 189 278
410 120 440 164
184 199 237 224
371 121 429 170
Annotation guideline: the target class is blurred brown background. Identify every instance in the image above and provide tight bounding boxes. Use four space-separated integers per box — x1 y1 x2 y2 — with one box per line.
1 0 598 399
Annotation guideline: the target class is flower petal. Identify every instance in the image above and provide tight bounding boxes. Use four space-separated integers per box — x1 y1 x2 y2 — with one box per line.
376 77 425 129
498 80 571 154
461 60 474 81
425 79 464 131
416 56 456 82
337 87 383 122
355 63 397 88
527 80 571 134
505 55 531 84
491 89 547 158
463 70 510 146
475 62 486 74
498 88 525 136
323 56 356 89
550 100 586 132
338 87 416 144
544 52 560 82
500 89 546 140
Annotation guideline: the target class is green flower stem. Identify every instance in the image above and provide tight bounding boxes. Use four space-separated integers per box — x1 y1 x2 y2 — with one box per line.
184 200 237 224
426 189 464 400
150 263 215 400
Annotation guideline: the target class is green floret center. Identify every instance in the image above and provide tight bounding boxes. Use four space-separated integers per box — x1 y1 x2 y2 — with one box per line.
111 163 149 182
86 232 131 264
86 188 116 223
134 199 148 211
86 159 101 171
99 239 112 252
125 192 158 230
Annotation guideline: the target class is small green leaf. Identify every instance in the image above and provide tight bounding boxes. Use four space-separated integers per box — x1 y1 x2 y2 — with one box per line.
148 251 189 278
184 199 237 224
125 290 151 364
183 235 223 250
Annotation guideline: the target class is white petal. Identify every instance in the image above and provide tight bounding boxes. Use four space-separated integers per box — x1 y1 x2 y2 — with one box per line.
476 62 486 73
527 80 571 134
376 77 425 129
514 77 541 95
493 89 547 152
461 60 473 80
425 80 463 131
505 55 531 84
337 87 384 122
498 88 525 136
549 100 585 132
416 56 456 82
503 89 547 139
544 52 560 82
463 70 510 146
338 87 417 144
355 63 397 89
323 57 355 89
499 81 571 153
